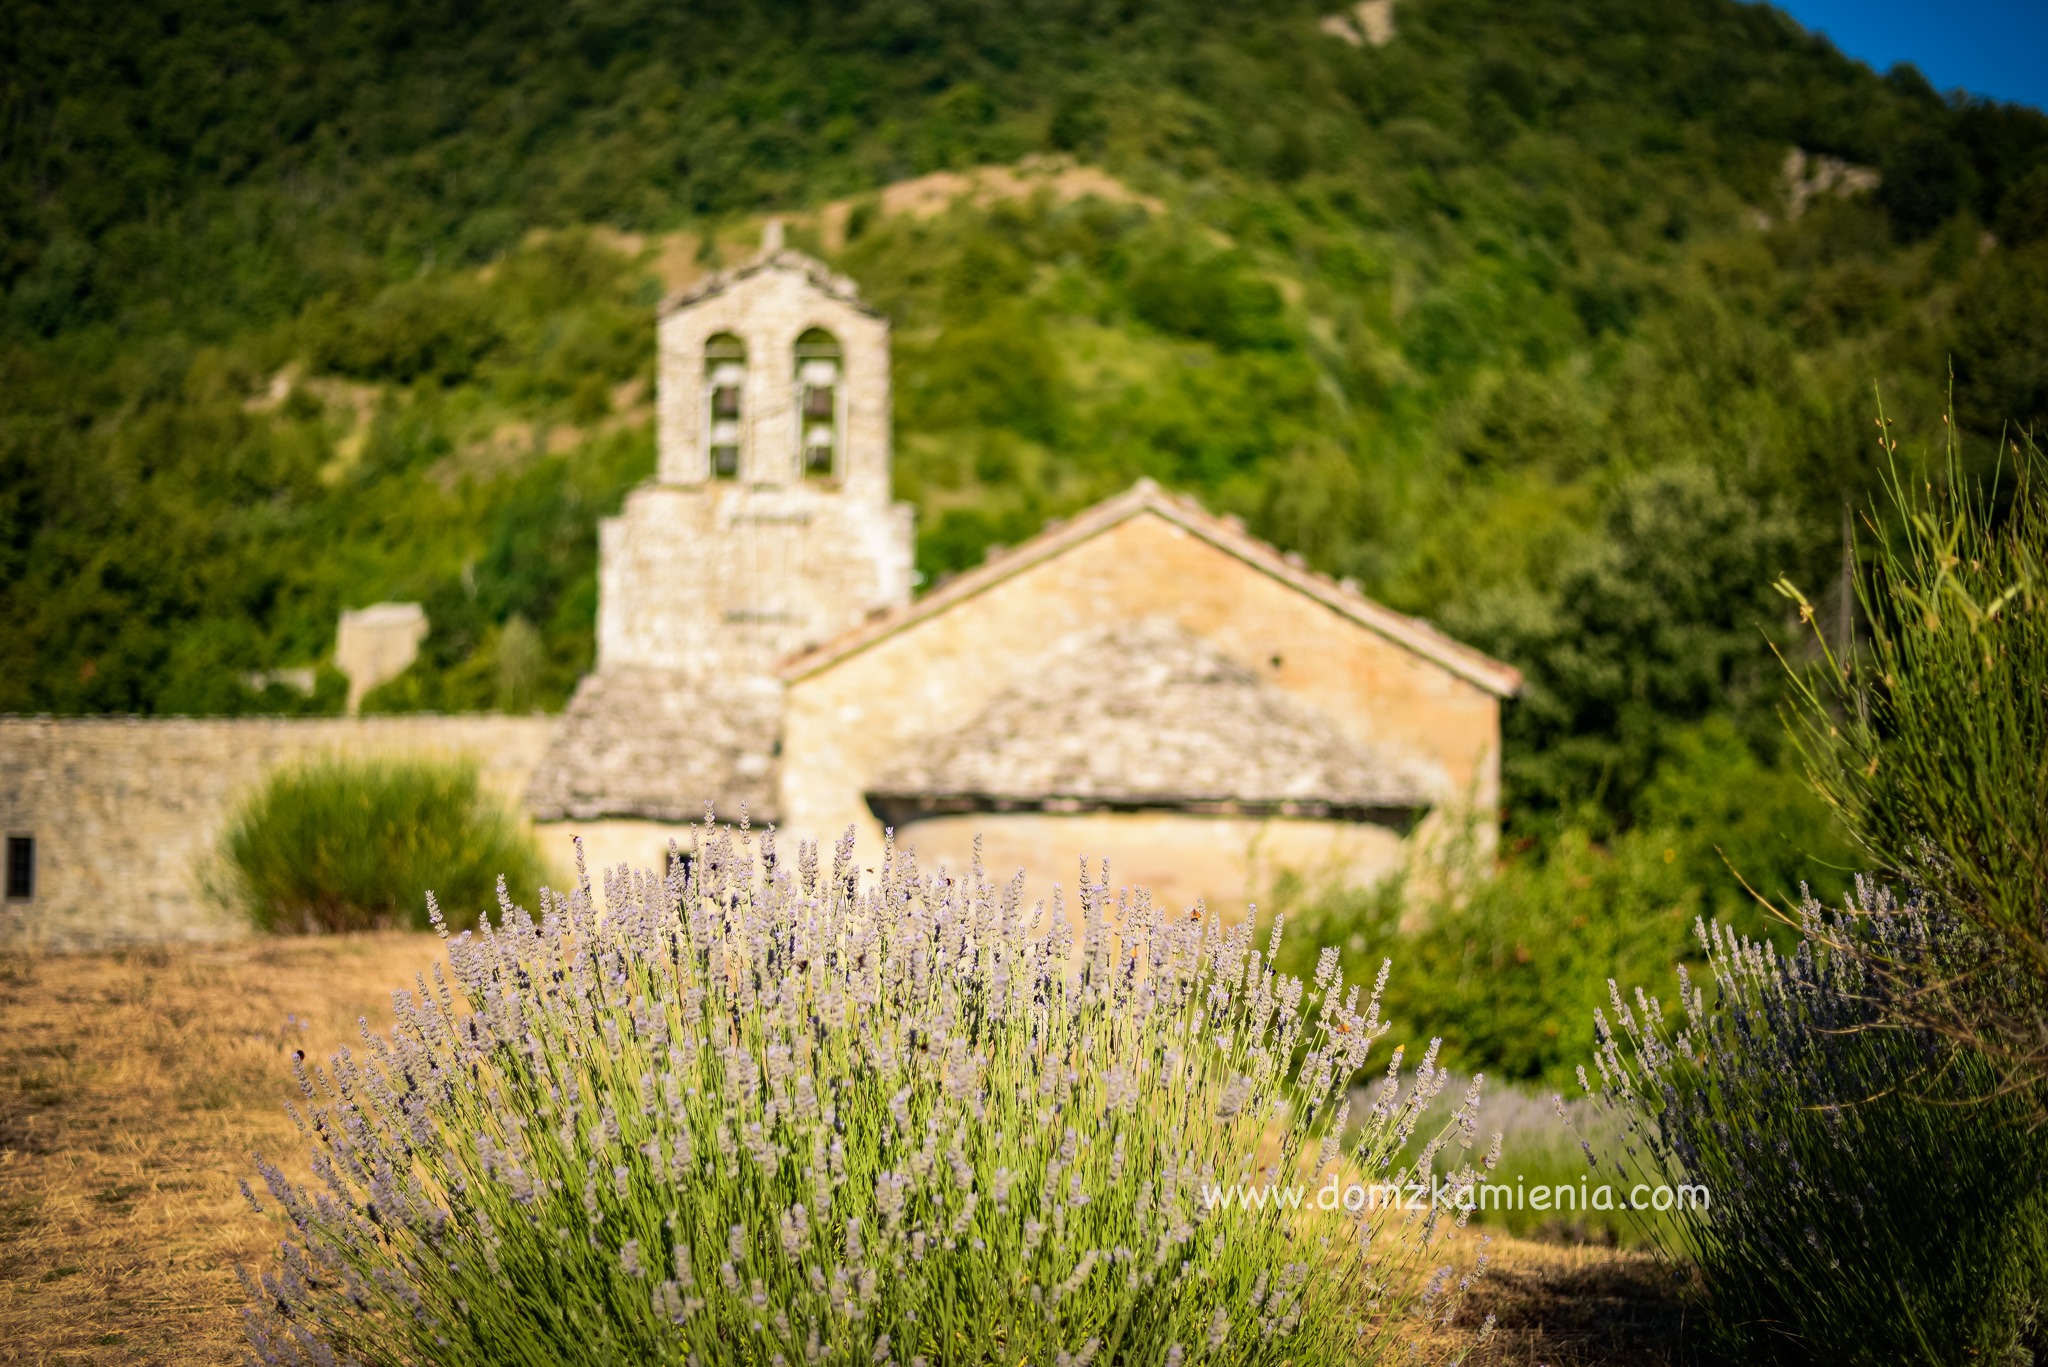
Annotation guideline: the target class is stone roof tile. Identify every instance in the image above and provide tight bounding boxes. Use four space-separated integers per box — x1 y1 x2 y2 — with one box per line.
868 618 1436 816
526 668 781 823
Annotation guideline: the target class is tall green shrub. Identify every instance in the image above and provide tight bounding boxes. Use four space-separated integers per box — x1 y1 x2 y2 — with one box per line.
1779 427 2048 1089
241 829 1499 1365
219 757 544 933
1377 830 1697 1085
1264 716 1854 1090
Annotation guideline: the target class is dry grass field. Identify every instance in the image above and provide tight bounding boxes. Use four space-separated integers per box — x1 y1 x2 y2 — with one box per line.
0 937 1692 1366
0 935 447 1364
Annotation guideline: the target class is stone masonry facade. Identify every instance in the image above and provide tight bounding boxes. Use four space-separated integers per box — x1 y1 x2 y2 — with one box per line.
615 244 912 676
526 239 917 830
775 485 1514 914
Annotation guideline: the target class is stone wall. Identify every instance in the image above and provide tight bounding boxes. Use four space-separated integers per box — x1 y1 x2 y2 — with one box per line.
890 810 1406 920
533 817 691 890
0 715 553 950
530 810 1400 932
335 602 429 713
597 484 912 676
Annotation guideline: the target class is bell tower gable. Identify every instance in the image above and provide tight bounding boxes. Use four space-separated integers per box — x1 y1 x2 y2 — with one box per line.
599 242 913 678
654 251 891 503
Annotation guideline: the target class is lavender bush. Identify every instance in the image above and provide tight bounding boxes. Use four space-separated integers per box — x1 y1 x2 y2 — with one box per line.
1575 882 2048 1365
240 822 1496 1365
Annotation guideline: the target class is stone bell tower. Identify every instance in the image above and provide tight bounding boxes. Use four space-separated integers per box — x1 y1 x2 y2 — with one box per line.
526 228 914 827
597 226 914 676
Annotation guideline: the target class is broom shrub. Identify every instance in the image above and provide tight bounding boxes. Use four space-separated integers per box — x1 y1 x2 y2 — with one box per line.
220 757 545 934
1576 430 2048 1361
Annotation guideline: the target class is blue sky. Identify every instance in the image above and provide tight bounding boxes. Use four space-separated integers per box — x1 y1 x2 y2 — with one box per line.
1769 0 2048 110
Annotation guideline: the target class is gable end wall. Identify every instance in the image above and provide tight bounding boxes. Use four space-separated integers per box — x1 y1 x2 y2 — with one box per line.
780 510 1501 861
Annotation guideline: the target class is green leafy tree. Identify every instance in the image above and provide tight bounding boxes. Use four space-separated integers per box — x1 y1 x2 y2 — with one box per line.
1953 246 2048 437
1451 466 1805 827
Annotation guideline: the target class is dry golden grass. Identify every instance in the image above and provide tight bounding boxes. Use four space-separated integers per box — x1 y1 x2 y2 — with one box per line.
0 934 448 1364
0 936 1690 1365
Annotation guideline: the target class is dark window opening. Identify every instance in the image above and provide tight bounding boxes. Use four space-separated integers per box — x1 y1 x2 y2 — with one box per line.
705 333 746 480
795 328 842 480
5 836 33 900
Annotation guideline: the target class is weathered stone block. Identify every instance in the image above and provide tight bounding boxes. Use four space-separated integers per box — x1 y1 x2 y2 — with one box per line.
336 602 429 713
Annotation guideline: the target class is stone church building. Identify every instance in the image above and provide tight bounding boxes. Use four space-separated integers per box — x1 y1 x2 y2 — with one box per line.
0 236 1519 948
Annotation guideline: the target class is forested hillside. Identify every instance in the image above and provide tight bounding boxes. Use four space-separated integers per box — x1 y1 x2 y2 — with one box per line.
6 0 2047 925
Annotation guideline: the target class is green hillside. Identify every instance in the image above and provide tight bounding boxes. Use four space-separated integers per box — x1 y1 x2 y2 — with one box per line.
6 0 2046 864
